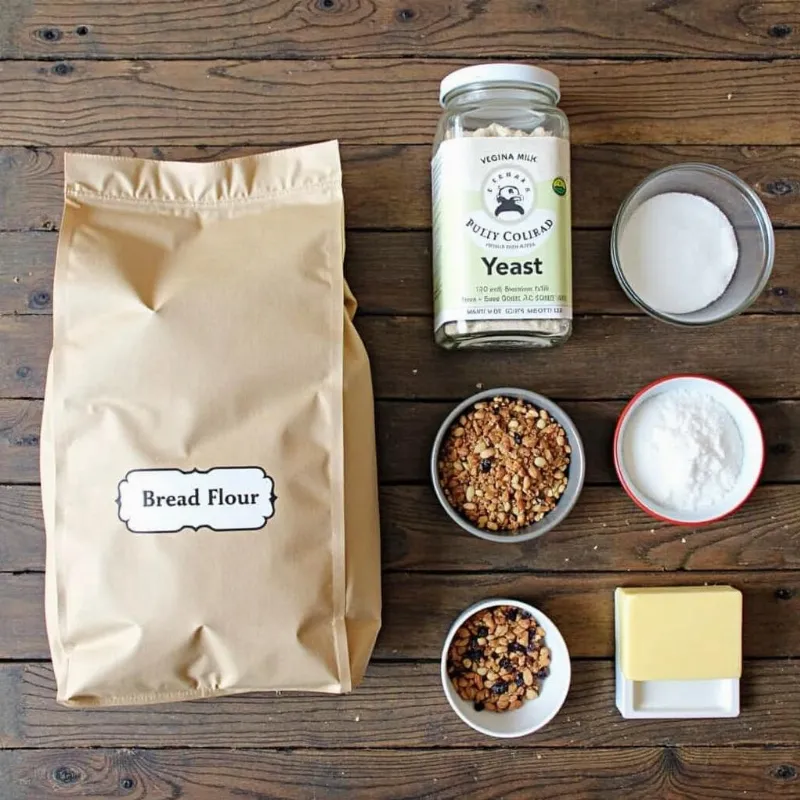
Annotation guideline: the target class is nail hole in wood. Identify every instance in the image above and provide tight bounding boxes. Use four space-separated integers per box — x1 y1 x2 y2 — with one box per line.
120 777 135 790
773 764 797 780
775 587 795 601
317 0 336 9
772 287 790 297
51 62 73 76
37 28 62 42
53 767 80 785
397 8 415 21
76 25 89 36
16 366 31 380
466 0 488 14
29 291 51 310
765 179 795 197
769 23 792 38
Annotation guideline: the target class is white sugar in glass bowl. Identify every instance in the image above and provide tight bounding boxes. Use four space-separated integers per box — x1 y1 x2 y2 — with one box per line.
441 598 571 738
614 375 764 525
611 163 774 326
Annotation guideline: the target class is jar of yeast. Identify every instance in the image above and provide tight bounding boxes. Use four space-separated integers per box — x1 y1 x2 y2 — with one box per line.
432 64 573 349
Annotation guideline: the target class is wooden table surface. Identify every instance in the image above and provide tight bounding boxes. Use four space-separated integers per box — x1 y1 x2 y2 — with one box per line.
1 1 800 798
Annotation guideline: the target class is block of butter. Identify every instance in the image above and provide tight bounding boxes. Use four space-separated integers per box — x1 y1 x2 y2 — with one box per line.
618 586 742 681
615 585 742 719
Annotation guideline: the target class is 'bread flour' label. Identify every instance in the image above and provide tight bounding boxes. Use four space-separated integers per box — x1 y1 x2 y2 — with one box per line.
432 136 572 330
117 467 276 533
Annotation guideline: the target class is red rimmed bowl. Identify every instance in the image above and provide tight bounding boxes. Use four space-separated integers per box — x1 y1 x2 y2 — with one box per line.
613 375 764 526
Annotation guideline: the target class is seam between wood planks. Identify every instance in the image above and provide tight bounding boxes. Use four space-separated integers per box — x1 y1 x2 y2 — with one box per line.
0 744 797 752
2 54 800 63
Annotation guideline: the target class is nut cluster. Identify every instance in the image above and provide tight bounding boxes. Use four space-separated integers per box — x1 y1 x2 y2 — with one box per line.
447 605 551 713
438 396 571 532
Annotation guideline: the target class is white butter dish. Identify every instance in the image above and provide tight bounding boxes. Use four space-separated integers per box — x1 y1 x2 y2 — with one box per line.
615 668 740 719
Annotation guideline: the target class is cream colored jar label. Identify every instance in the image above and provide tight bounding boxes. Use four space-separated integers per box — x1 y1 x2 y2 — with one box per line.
432 136 572 329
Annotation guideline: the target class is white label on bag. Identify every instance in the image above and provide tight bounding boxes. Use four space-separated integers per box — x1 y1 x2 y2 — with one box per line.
117 467 276 533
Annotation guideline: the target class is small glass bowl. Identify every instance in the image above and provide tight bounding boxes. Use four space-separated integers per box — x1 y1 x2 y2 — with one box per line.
611 163 774 326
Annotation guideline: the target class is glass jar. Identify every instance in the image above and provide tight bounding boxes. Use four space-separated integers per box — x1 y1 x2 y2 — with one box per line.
432 64 572 349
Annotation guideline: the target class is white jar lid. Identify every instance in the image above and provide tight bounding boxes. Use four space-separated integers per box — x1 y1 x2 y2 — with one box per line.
439 63 560 106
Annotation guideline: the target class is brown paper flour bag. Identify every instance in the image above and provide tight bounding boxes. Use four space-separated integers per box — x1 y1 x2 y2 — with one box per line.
41 141 381 706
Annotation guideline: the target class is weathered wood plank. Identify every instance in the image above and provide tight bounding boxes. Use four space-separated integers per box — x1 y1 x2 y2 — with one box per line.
0 59 798 147
1 745 798 799
0 575 48 659
4 313 800 401
3 398 798 486
0 400 42 484
3 229 799 316
1 144 796 232
3 0 800 60
383 484 800 572
2 571 798 660
5 483 800 574
0 660 796 748
360 316 800 400
0 485 42 571
365 316 799 399
0 316 49 399
359 571 800 659
0 232 55 315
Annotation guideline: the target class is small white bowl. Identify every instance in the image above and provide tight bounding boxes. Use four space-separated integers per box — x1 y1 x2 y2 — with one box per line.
614 375 764 525
441 598 571 738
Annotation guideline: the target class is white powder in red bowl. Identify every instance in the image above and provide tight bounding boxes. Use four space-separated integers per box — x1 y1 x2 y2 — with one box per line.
615 376 764 526
622 387 743 513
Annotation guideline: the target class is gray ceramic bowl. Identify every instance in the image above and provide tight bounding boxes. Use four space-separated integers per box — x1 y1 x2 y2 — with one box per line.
431 388 586 543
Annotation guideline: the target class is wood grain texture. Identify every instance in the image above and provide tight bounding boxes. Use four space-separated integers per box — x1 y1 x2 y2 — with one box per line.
0 232 54 314
0 400 41 483
3 398 798 485
383 484 800 571
3 0 800 60
4 483 800 574
361 316 800 400
1 745 798 799
0 59 799 147
2 144 797 232
0 485 42 571
0 660 796 749
1 571 798 660
3 229 800 316
4 313 800 401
